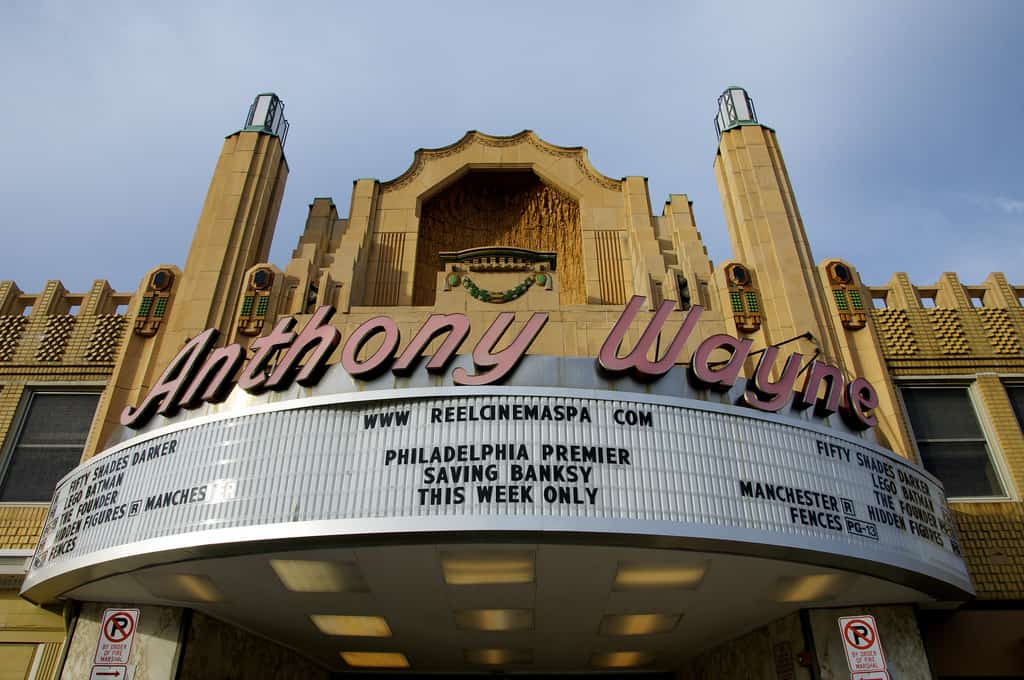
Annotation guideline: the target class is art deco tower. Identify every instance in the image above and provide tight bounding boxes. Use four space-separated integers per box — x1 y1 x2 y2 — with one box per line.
713 87 842 363
83 94 290 456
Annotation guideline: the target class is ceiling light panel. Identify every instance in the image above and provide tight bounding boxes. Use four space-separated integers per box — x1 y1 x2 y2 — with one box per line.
441 551 535 585
311 615 391 637
773 573 847 603
613 561 708 590
464 648 533 665
340 651 410 668
599 613 680 636
137 573 223 602
269 559 368 592
454 608 533 631
590 651 655 668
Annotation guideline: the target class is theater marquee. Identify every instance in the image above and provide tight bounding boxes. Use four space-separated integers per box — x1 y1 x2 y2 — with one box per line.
23 381 971 603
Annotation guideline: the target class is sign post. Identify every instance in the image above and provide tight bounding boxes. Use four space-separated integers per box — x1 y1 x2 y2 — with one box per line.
94 608 139 666
838 614 887 675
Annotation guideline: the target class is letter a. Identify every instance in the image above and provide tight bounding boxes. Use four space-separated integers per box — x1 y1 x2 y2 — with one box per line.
689 334 752 390
121 329 218 428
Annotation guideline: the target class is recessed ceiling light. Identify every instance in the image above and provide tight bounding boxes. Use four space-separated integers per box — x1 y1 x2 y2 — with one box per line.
136 573 223 602
454 609 533 632
340 651 410 668
773 574 848 603
311 615 391 637
590 651 655 668
613 561 708 590
464 648 533 665
269 560 368 592
441 551 535 585
599 613 680 636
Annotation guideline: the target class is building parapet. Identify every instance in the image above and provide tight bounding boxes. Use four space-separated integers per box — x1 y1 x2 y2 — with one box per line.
864 273 1024 363
0 280 133 369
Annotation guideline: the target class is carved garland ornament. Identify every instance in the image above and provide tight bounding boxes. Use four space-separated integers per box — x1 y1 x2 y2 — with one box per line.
455 272 546 303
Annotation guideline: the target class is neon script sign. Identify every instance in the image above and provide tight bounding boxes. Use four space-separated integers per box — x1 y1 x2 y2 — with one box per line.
122 296 879 431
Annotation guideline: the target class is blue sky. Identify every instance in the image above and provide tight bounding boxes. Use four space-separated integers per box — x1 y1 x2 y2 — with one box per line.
1 0 1021 294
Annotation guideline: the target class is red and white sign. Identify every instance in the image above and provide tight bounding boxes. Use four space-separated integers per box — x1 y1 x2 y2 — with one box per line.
94 609 139 665
838 615 886 673
852 672 890 680
90 666 129 680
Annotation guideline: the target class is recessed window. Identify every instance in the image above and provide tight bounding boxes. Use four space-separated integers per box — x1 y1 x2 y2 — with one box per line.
0 391 100 502
1005 385 1024 432
900 386 1005 498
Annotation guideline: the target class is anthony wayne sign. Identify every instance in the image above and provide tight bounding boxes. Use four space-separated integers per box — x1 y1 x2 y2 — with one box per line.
121 296 880 432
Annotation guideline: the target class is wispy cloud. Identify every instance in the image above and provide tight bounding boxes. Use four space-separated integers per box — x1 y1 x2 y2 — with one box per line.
967 194 1024 215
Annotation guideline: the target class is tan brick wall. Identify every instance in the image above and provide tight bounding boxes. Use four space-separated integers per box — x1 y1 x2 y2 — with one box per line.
952 502 1024 599
866 273 1024 600
0 507 48 551
0 282 130 549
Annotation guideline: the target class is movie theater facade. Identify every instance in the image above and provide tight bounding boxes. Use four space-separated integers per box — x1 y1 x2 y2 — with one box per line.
1 90 1022 679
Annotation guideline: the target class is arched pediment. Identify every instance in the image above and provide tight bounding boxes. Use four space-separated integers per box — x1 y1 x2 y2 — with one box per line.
379 130 622 198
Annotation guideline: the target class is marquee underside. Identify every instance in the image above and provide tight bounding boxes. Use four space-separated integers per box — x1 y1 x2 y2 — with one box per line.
59 540 933 673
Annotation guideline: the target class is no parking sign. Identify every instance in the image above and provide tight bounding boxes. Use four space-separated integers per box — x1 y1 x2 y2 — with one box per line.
94 608 140 665
838 614 886 673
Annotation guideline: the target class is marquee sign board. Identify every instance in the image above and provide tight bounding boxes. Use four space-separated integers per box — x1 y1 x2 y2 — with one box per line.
23 385 971 603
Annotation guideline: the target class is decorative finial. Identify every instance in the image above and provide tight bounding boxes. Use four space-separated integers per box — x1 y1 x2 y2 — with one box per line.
244 93 289 146
714 87 758 139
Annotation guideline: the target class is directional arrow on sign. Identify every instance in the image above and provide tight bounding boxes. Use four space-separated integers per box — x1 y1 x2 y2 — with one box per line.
90 665 129 680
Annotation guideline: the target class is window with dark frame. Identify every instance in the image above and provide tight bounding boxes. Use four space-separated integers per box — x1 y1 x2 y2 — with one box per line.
0 392 100 503
900 386 1004 498
1006 384 1024 433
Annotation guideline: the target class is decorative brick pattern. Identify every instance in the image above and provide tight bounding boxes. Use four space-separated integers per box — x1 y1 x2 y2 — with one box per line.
85 314 127 362
952 503 1024 599
978 308 1022 354
0 315 26 361
872 308 918 355
0 506 48 550
34 314 75 361
928 308 969 354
